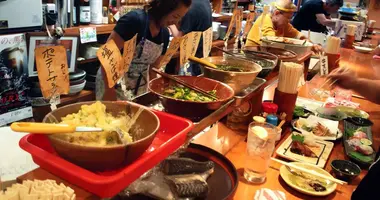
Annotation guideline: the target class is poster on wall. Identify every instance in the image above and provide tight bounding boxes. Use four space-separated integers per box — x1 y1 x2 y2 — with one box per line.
0 33 32 126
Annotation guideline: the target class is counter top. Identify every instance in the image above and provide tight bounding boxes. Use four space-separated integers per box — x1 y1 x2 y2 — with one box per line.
16 36 380 199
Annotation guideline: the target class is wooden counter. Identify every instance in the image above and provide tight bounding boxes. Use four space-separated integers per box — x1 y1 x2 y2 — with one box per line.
16 36 380 199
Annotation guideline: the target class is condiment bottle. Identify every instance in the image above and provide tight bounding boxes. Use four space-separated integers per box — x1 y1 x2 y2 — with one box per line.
261 102 278 126
80 0 91 25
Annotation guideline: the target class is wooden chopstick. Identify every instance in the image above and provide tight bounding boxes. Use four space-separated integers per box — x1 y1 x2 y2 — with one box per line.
271 157 347 185
151 68 218 101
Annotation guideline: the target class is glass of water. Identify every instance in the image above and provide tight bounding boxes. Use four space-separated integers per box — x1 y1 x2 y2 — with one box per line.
244 122 278 183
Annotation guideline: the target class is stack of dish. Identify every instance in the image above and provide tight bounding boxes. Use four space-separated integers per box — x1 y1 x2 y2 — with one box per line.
78 63 99 90
28 69 87 106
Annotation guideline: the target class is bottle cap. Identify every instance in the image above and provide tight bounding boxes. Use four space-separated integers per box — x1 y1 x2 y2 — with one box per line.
262 102 278 114
266 114 278 126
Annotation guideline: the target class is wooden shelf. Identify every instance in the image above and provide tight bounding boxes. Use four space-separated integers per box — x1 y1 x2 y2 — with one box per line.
64 24 116 35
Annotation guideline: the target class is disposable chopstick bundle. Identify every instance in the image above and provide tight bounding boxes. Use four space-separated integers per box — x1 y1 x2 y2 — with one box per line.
277 62 303 94
347 25 357 36
325 36 341 54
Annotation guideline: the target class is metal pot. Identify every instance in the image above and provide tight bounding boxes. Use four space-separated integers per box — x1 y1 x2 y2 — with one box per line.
200 56 262 94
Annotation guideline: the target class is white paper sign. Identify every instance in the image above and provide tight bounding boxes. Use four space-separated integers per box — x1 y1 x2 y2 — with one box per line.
320 56 328 76
80 27 97 44
0 107 33 127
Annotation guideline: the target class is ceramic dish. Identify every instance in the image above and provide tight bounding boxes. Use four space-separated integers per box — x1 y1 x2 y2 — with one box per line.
330 160 361 181
343 118 375 167
280 162 337 196
292 116 343 141
119 143 239 200
353 46 373 53
336 106 369 119
316 107 347 121
296 97 324 114
276 134 334 168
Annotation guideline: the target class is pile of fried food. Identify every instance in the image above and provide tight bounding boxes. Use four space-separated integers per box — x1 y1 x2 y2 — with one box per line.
0 179 75 200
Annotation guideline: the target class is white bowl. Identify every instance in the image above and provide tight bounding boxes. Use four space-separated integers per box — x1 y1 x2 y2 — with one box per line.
353 46 373 54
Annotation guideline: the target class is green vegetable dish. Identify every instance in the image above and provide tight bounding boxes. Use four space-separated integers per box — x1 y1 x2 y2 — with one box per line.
164 86 216 102
216 65 250 72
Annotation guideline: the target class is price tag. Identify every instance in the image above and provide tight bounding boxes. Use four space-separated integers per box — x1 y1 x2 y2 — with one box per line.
123 34 137 72
180 32 201 67
97 39 124 88
203 27 213 58
224 9 237 41
160 37 182 68
235 9 243 37
320 55 329 76
79 27 97 44
49 94 60 111
190 32 201 56
35 46 70 99
243 12 256 37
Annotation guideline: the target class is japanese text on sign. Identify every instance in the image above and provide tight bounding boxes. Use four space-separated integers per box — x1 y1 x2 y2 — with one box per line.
97 39 123 88
123 34 137 72
203 27 213 58
160 37 182 68
225 9 237 41
35 46 70 99
235 9 243 37
180 32 201 67
243 12 256 37
320 56 329 76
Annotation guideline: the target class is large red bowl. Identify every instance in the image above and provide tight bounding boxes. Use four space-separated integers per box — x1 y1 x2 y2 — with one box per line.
149 76 234 121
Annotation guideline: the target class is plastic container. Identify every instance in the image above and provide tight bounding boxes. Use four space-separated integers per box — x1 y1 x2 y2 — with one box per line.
19 110 194 198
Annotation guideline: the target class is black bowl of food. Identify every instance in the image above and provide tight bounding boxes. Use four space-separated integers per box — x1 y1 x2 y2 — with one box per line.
331 160 361 181
225 49 278 79
345 117 373 127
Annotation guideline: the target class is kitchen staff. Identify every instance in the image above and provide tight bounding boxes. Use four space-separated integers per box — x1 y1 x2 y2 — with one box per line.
96 0 191 101
168 0 212 76
245 0 307 47
292 0 343 33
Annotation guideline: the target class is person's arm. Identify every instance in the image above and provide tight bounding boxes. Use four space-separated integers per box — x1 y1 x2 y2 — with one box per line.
316 14 335 27
285 23 305 39
168 25 184 37
328 69 380 104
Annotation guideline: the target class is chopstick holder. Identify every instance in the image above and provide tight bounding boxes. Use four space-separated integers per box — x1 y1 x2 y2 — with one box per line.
273 89 297 123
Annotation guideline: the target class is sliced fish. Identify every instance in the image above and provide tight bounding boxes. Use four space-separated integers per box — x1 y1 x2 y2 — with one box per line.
163 158 215 175
165 174 209 198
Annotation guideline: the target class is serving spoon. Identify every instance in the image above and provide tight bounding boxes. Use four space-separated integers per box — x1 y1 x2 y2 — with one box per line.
10 122 103 134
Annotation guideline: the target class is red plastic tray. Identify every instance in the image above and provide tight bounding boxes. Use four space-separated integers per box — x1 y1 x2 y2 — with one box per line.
19 110 193 198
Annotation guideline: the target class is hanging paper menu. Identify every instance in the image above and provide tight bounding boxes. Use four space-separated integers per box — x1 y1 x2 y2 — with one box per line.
243 12 256 37
224 10 237 41
97 39 124 88
123 34 137 72
235 9 243 37
35 46 70 99
203 27 213 58
180 32 201 67
160 37 182 68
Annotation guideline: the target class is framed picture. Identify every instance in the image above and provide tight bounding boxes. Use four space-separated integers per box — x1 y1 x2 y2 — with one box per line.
27 33 78 77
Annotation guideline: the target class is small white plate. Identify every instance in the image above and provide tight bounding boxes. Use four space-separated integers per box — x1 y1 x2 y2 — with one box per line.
279 162 337 196
353 46 373 53
292 116 342 141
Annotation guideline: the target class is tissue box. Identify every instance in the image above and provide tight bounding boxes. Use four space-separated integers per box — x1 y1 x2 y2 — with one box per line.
335 20 365 41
